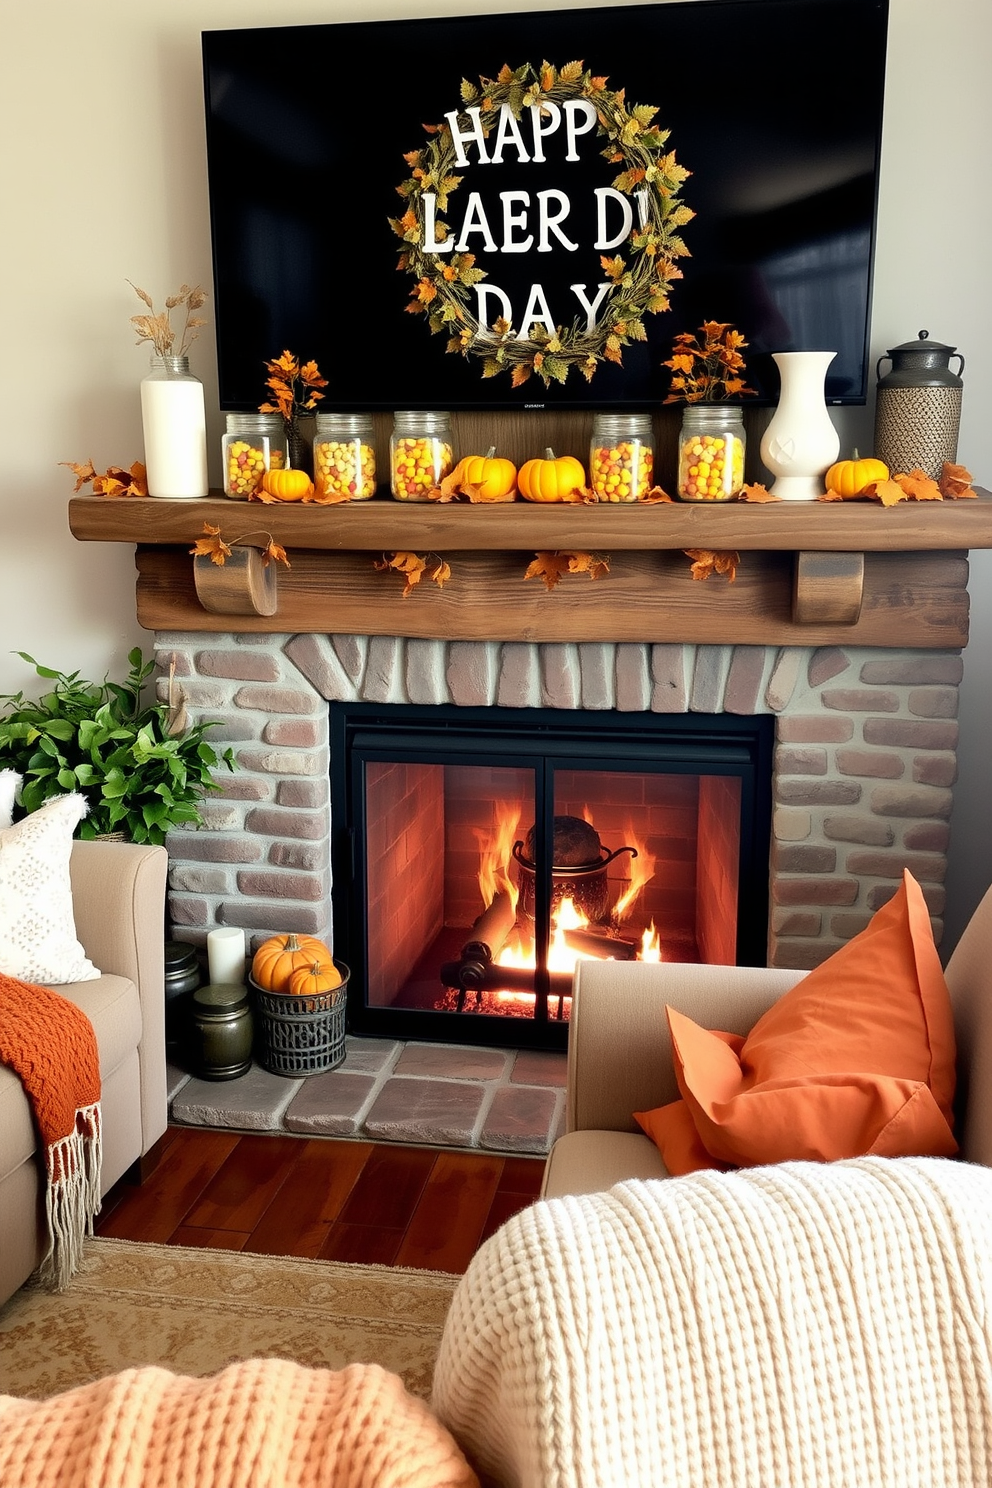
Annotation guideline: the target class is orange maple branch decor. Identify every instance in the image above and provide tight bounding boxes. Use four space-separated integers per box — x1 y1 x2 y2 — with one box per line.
62 459 148 498
259 350 327 459
524 551 611 592
663 322 757 404
189 523 290 569
374 551 452 598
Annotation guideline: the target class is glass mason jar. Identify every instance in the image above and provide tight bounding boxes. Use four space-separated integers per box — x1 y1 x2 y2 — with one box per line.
390 410 453 500
314 412 377 501
590 413 655 502
140 354 209 499
221 413 287 499
677 405 746 501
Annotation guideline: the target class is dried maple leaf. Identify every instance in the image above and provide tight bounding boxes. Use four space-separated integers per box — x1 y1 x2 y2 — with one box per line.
684 548 739 582
739 482 779 503
262 539 290 568
374 551 449 597
304 483 351 505
640 486 675 503
894 468 943 501
248 486 280 504
865 478 908 507
524 552 573 591
60 458 98 492
566 550 610 581
817 489 845 502
190 523 232 566
939 461 977 499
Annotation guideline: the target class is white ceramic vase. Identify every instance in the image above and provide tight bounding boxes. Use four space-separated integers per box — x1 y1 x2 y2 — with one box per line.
141 354 209 499
759 351 840 501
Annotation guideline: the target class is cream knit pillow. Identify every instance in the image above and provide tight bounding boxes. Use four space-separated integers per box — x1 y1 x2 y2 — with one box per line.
0 793 99 984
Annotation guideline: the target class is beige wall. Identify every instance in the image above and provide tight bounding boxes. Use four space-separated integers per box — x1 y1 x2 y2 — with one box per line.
1 0 990 928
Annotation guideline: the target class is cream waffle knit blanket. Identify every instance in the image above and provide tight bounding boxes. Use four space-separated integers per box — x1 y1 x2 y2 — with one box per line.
432 1157 992 1488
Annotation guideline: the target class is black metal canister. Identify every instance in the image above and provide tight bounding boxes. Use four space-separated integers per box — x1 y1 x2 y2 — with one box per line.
873 330 964 479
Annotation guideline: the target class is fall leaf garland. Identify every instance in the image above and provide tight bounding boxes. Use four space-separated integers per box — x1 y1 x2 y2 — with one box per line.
524 551 611 590
391 59 692 388
375 551 452 597
190 523 290 569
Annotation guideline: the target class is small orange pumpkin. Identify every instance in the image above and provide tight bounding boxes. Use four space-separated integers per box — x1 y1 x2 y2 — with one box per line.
517 447 586 503
824 449 890 499
456 446 517 501
287 959 343 998
252 932 333 993
260 467 314 502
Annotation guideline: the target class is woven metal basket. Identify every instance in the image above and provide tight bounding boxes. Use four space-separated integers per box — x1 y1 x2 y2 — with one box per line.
249 962 349 1077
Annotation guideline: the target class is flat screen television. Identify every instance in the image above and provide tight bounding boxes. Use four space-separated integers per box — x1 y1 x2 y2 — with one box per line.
202 0 888 412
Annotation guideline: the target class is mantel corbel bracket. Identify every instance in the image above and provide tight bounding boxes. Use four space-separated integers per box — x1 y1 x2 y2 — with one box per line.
193 544 278 617
792 550 864 626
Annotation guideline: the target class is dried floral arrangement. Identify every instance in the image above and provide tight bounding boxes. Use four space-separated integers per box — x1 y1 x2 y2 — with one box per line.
663 321 756 403
129 282 208 358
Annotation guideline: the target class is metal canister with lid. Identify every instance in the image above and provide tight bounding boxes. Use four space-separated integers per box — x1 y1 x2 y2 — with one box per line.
873 330 964 479
188 982 254 1080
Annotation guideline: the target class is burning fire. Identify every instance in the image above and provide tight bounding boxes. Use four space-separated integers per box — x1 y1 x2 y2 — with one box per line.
473 803 662 1009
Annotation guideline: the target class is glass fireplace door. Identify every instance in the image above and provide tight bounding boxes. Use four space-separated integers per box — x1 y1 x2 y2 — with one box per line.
332 704 772 1050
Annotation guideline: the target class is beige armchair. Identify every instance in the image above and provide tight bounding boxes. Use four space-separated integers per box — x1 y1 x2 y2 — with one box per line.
543 881 992 1199
0 839 168 1307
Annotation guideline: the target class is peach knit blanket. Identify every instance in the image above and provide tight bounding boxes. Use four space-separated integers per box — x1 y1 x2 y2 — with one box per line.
0 1358 479 1488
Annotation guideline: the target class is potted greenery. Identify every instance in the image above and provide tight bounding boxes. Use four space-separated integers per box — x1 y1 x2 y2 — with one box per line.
0 650 234 844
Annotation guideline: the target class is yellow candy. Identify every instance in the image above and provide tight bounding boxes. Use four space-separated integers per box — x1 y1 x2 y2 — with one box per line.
590 440 654 502
314 438 377 500
390 437 453 500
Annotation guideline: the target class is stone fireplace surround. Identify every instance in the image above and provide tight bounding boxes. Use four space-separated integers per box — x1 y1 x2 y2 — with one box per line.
156 631 959 971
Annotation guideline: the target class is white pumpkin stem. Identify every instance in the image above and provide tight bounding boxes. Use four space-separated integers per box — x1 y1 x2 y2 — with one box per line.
485 446 496 459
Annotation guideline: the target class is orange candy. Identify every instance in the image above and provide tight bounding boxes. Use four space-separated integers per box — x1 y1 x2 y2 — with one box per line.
390 436 453 501
591 440 654 502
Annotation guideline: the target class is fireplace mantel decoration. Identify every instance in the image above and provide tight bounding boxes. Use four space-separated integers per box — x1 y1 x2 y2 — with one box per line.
68 489 992 648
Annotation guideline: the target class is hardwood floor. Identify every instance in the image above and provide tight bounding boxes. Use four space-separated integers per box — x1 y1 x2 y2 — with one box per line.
96 1125 546 1274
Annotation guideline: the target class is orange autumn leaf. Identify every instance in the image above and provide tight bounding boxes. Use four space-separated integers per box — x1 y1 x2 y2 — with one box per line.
894 468 943 501
524 550 609 590
684 548 739 582
939 461 977 499
640 486 675 504
190 523 232 566
60 458 98 492
739 482 779 503
262 539 290 568
524 552 573 591
865 478 908 507
374 551 449 597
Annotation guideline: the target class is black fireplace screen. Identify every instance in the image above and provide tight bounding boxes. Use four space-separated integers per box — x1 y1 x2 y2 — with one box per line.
330 704 773 1050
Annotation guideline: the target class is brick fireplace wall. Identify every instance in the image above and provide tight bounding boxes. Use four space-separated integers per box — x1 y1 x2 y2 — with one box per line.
156 633 959 970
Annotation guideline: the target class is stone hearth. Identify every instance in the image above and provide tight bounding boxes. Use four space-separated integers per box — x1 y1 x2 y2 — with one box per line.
156 633 958 969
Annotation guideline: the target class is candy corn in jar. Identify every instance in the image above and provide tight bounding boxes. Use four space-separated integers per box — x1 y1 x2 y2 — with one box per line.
676 405 746 501
590 413 655 502
390 411 454 501
313 412 377 501
222 413 287 499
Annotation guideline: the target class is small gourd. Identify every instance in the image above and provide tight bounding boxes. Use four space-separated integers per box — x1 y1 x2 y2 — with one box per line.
251 932 333 993
824 450 890 499
260 468 314 502
456 447 517 501
287 959 343 998
517 447 587 503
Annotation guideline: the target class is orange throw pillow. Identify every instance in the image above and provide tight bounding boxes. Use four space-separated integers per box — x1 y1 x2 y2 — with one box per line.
635 870 957 1174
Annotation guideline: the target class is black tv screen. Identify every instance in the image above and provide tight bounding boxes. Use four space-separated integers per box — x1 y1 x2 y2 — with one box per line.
202 0 888 411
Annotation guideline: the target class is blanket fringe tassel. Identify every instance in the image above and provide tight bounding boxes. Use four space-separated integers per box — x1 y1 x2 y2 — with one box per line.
40 1102 103 1291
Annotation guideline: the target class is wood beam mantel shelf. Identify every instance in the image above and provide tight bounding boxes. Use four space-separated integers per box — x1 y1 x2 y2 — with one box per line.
68 490 992 649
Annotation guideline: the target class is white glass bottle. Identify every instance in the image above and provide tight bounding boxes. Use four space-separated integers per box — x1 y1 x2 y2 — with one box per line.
141 354 209 499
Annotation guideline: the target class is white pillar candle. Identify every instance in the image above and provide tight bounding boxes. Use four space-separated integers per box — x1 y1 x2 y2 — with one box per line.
207 927 246 985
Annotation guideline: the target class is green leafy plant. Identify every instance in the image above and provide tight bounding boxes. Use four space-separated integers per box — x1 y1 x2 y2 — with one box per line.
0 650 235 845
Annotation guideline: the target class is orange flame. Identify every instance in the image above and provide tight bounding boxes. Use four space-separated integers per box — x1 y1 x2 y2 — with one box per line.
613 822 657 921
477 801 521 911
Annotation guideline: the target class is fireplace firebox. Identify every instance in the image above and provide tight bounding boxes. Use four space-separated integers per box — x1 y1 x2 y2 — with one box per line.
331 704 773 1049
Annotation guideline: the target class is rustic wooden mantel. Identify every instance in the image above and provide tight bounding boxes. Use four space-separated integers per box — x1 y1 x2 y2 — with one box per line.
68 489 992 648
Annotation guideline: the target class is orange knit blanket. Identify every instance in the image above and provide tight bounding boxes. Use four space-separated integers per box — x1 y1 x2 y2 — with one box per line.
0 972 101 1290
0 1359 480 1487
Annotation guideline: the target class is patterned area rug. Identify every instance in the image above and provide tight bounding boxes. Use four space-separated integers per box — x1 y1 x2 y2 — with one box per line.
0 1238 459 1401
